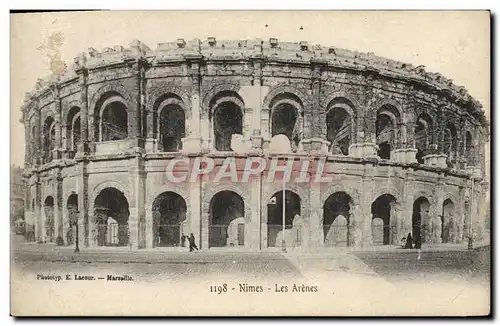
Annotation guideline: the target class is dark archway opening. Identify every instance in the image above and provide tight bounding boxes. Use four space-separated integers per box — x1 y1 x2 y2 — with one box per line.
94 187 130 247
43 117 55 163
159 105 185 152
465 131 475 166
43 196 55 242
412 196 430 245
66 107 81 159
209 191 245 247
267 190 301 247
415 114 432 164
152 192 187 247
323 192 352 247
371 194 397 245
443 123 457 168
327 107 351 155
441 199 455 243
376 113 394 159
101 101 128 141
66 194 79 246
213 103 243 151
271 104 300 149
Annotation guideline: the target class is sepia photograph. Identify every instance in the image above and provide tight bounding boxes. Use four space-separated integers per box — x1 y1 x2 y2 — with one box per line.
9 10 491 316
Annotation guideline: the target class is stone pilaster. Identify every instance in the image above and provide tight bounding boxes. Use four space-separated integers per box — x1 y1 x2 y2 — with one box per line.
128 156 145 249
357 163 375 248
248 170 262 250
53 169 63 243
127 60 144 152
51 85 63 160
308 178 322 249
34 175 42 242
76 60 90 155
145 205 154 249
24 119 31 168
34 102 42 166
182 60 203 154
77 160 90 247
400 169 415 240
190 179 202 249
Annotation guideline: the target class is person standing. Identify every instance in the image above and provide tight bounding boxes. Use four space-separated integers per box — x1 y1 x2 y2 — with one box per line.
181 233 187 247
189 233 199 252
405 232 413 249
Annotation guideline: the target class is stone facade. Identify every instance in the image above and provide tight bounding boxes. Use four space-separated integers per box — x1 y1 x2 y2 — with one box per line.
20 38 489 250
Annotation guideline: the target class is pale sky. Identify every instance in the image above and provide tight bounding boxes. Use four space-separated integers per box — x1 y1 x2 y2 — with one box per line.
10 11 490 168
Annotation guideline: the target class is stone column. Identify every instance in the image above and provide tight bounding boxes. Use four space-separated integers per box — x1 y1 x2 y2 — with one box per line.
261 108 271 150
52 85 62 160
357 165 375 247
182 61 202 153
127 60 143 152
145 204 154 249
62 195 70 246
34 175 42 242
34 103 42 166
24 120 31 168
400 169 415 240
53 169 63 243
77 161 90 247
308 179 322 249
76 65 90 155
307 61 327 152
190 179 202 249
348 76 377 158
128 156 145 249
248 170 262 250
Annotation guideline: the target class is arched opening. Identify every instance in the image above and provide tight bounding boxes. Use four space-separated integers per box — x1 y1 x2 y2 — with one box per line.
465 131 475 166
443 123 457 168
270 94 304 151
66 194 79 246
412 196 431 245
43 117 55 163
323 192 352 247
152 192 187 247
66 107 81 159
209 191 245 247
158 104 185 152
213 101 243 151
376 106 399 159
371 194 397 245
326 104 353 155
96 94 128 142
441 199 455 243
43 196 55 242
93 187 130 247
267 190 302 248
415 113 433 164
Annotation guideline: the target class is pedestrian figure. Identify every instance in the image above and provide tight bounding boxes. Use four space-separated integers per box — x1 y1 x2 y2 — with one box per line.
189 233 199 252
405 232 413 249
181 233 187 247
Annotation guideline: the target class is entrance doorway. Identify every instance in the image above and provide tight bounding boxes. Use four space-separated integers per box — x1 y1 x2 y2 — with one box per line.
209 191 245 247
152 192 187 247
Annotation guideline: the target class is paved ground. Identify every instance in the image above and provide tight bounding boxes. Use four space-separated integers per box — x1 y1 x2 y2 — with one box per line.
10 235 491 316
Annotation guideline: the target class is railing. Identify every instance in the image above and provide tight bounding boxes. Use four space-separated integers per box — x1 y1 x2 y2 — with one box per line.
209 224 245 247
156 224 183 247
95 139 129 155
371 225 397 246
96 223 129 247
